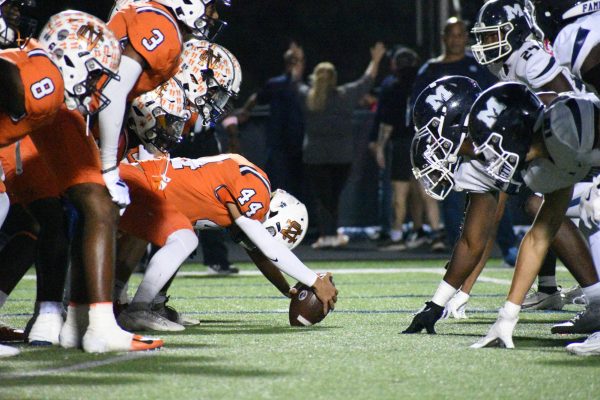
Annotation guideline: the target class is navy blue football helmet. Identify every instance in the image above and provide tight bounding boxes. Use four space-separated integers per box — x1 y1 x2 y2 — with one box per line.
411 76 481 200
527 0 599 42
472 0 537 65
469 82 545 183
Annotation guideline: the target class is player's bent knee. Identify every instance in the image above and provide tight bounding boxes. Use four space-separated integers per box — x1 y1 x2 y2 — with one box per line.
66 183 119 223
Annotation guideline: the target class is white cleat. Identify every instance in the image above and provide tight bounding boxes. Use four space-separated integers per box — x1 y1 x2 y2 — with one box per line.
118 308 185 332
442 291 470 319
82 326 163 353
28 313 64 346
471 307 518 349
566 332 600 356
0 344 20 358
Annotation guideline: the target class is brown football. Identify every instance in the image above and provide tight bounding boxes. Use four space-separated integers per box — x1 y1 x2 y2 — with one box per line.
289 282 327 326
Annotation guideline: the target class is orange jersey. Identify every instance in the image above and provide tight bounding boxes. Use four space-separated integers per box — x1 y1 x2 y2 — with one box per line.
119 163 192 246
30 105 104 193
137 154 272 228
0 136 60 204
0 41 64 147
108 1 182 99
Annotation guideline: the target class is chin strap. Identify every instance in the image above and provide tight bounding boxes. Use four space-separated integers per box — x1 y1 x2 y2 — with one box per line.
158 153 171 191
15 140 23 175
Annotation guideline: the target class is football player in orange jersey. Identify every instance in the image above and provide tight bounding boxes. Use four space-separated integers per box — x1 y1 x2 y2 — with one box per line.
0 136 69 347
116 155 337 331
113 78 200 332
98 0 229 209
1 11 163 353
0 0 35 358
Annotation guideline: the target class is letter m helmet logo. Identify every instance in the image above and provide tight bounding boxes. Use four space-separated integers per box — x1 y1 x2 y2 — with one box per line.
503 3 524 20
425 85 453 111
477 97 507 129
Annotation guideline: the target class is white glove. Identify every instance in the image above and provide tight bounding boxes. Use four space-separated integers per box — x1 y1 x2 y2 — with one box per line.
471 306 518 349
579 176 600 229
102 167 130 209
442 290 470 319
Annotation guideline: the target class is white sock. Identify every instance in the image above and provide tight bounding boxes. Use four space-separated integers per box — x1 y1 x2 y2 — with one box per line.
502 301 521 319
431 280 458 307
582 282 600 306
0 290 8 309
39 301 63 315
88 302 119 331
390 229 403 242
131 229 198 305
454 290 470 304
538 276 557 288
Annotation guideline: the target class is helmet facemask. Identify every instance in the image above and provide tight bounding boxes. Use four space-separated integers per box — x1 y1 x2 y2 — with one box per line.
0 0 36 48
473 132 521 182
196 68 234 125
472 22 515 65
410 110 464 200
192 12 227 41
129 78 191 154
146 107 188 153
65 57 119 116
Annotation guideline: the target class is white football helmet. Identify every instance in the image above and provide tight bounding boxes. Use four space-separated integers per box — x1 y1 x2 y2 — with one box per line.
175 39 242 126
153 0 229 40
38 11 121 116
108 0 148 20
128 78 191 154
0 0 36 48
263 189 308 250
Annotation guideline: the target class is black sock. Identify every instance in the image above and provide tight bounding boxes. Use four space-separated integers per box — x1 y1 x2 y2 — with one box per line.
538 285 558 295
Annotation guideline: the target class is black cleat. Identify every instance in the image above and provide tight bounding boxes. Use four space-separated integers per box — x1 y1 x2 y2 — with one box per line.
402 301 444 334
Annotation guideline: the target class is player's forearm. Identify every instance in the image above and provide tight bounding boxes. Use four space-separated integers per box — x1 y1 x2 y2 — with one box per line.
246 249 291 296
98 55 142 169
234 215 318 287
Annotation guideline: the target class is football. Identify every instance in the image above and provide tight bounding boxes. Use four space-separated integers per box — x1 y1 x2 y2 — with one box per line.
289 282 328 326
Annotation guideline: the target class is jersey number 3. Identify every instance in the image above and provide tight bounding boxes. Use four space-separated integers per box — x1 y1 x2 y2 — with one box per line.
142 29 165 51
30 78 55 100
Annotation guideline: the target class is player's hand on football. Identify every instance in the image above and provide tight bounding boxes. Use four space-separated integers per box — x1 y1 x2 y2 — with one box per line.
312 272 338 314
287 286 298 298
102 167 131 209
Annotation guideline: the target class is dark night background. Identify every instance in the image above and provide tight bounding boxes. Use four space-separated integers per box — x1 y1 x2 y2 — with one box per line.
31 0 485 102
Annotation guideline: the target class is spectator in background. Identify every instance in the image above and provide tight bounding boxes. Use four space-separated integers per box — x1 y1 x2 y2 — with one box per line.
411 17 497 249
241 43 306 199
301 42 386 249
373 47 446 251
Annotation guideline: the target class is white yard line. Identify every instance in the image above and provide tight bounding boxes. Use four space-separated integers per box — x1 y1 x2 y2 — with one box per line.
21 265 565 283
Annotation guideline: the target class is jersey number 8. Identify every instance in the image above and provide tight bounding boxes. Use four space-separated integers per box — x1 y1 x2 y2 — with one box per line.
30 78 55 100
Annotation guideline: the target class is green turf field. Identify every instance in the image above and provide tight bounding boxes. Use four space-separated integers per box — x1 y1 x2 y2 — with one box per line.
1 260 599 400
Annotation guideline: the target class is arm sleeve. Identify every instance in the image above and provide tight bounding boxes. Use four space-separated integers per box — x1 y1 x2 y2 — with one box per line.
98 55 143 169
234 215 318 287
340 74 373 105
